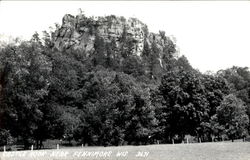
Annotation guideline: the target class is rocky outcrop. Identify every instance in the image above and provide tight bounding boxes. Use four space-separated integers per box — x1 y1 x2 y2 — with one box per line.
52 13 175 59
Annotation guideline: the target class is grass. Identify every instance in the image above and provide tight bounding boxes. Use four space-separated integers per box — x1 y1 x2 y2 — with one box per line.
1 142 250 160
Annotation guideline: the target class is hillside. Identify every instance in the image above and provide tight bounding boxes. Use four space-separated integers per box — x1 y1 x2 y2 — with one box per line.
0 12 250 149
51 13 179 81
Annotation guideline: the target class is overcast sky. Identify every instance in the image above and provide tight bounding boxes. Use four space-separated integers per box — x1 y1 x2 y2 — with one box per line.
0 1 250 73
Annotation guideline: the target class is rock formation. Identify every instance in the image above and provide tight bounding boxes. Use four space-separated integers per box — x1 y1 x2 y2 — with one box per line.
52 13 176 61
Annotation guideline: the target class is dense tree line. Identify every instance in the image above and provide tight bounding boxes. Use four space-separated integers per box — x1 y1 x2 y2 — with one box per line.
0 28 249 149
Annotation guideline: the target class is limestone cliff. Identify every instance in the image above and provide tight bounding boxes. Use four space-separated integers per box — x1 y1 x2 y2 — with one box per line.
52 13 176 61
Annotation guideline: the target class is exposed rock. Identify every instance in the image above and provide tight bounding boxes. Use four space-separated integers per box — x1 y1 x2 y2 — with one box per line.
52 13 175 59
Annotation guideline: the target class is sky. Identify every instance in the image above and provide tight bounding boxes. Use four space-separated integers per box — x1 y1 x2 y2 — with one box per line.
0 1 250 73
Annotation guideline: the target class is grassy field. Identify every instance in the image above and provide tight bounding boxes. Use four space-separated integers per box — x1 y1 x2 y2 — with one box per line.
1 142 250 160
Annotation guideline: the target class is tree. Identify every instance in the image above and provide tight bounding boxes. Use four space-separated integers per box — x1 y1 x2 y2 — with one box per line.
211 94 249 141
42 30 54 49
161 33 177 72
218 67 250 132
74 70 157 146
0 34 52 149
122 55 145 77
147 41 162 80
93 34 106 67
0 129 13 146
155 69 209 142
120 26 135 58
199 74 230 141
175 55 193 72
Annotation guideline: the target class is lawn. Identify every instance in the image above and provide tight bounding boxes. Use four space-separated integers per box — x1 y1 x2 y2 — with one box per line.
1 142 250 160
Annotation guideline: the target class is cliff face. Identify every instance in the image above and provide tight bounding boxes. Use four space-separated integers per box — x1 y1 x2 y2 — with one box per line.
52 13 175 61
